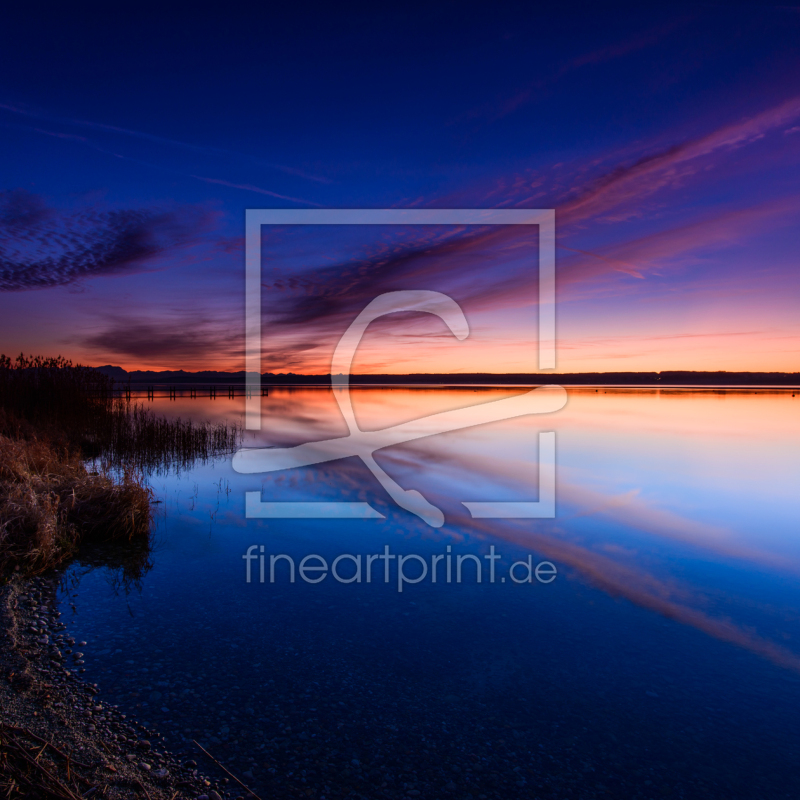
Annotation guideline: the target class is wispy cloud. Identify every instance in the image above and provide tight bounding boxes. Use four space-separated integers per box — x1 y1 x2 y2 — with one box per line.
460 18 689 122
558 194 800 288
191 175 323 206
0 189 212 291
559 96 800 224
77 313 243 366
0 100 331 184
254 192 797 363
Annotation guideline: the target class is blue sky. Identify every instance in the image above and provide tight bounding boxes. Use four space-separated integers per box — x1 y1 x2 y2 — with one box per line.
1 4 798 372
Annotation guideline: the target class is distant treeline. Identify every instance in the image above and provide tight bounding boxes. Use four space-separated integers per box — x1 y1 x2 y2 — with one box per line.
96 366 800 387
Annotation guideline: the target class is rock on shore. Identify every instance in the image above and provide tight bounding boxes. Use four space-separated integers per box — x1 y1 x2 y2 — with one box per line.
0 575 228 800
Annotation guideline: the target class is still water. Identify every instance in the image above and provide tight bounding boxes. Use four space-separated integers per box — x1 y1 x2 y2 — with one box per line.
60 387 800 799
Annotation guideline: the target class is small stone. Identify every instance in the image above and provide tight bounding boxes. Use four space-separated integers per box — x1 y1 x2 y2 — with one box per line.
140 762 151 770
209 792 222 800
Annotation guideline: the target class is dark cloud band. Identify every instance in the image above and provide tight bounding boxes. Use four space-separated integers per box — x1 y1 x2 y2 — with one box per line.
0 189 207 291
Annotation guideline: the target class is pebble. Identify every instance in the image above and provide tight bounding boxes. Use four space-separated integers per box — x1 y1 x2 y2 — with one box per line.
2 579 222 800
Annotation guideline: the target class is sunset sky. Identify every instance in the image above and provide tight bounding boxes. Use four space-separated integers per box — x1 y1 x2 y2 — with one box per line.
1 5 798 374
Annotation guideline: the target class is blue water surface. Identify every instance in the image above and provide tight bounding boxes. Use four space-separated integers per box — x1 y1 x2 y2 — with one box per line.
59 388 800 799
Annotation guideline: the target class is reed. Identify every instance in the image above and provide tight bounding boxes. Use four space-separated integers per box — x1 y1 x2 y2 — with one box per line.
98 403 241 474
0 353 241 471
0 354 115 447
0 435 152 577
0 354 241 576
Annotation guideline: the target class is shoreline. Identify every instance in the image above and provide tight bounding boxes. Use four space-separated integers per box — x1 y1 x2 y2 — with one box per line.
0 574 232 800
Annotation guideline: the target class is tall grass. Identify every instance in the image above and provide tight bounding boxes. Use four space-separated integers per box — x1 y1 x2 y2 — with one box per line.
99 404 241 474
0 354 115 447
0 435 152 576
0 354 241 576
0 353 241 471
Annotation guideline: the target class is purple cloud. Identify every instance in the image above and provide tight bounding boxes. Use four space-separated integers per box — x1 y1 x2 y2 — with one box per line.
0 190 212 291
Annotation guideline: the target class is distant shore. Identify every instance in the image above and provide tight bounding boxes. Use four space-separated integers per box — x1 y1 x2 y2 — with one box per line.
96 367 800 388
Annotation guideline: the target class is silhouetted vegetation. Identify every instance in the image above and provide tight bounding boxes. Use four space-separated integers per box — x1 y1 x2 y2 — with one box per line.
0 354 241 469
0 354 241 577
0 354 115 449
99 404 241 474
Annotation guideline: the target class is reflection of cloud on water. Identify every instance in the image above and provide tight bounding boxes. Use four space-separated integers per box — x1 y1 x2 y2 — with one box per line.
210 386 800 676
236 448 800 674
387 441 800 576
358 444 800 674
494 526 800 675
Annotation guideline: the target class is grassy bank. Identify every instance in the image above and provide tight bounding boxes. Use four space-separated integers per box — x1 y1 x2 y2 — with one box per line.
0 435 151 577
0 354 240 577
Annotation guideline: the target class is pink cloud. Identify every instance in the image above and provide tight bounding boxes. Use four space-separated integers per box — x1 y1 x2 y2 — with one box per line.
560 96 800 223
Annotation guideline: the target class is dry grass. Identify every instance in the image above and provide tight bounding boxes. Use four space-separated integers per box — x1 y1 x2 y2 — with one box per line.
101 403 241 474
0 354 241 472
0 355 240 578
0 435 152 578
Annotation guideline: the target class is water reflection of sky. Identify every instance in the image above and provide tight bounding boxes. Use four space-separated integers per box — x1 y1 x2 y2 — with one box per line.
61 388 800 798
133 387 800 669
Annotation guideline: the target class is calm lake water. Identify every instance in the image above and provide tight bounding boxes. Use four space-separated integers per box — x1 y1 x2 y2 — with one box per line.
59 387 800 799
